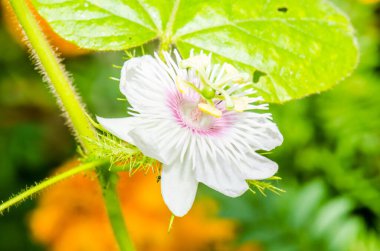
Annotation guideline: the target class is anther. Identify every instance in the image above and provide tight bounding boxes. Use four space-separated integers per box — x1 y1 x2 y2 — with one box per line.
198 103 222 118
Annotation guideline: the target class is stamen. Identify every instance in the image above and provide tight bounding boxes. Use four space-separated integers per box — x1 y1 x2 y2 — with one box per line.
180 55 210 70
175 52 262 117
175 75 202 95
233 97 250 112
217 89 234 109
198 103 222 118
224 63 240 77
214 63 252 86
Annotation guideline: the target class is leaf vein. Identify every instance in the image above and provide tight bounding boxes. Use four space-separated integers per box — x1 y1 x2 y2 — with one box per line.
84 0 155 31
175 17 346 39
135 0 161 31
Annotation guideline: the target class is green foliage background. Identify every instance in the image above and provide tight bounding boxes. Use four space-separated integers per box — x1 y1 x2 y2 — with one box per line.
0 0 379 250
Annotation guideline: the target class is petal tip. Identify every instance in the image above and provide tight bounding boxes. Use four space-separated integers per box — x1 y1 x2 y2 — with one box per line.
161 163 198 217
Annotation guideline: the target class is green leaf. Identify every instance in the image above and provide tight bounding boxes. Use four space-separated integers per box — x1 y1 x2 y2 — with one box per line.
33 0 358 103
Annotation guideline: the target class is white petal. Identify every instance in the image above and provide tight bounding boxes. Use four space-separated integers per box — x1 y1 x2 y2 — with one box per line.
119 55 176 114
128 127 169 165
96 116 138 144
239 151 278 180
161 161 198 217
234 114 284 151
256 120 283 151
195 155 248 197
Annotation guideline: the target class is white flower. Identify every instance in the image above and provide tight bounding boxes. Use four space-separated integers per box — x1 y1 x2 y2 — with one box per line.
97 51 283 217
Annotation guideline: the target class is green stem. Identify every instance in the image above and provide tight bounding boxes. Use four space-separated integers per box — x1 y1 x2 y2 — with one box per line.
8 0 97 152
8 1 135 250
159 0 180 54
98 170 136 251
0 160 105 214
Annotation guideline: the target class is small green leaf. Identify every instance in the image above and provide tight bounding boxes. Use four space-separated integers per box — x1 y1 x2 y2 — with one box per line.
33 0 358 103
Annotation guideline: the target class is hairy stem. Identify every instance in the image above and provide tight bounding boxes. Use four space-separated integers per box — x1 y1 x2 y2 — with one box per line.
98 170 136 251
8 1 135 250
0 160 105 214
8 0 97 152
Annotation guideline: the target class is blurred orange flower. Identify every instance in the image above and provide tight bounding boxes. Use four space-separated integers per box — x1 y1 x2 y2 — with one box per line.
29 161 260 251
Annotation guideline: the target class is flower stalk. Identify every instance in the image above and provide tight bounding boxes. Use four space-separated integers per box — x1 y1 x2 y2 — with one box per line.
8 1 135 250
98 169 136 251
0 160 106 214
8 0 97 152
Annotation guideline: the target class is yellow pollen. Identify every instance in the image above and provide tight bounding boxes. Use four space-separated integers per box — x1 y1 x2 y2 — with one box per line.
198 103 222 118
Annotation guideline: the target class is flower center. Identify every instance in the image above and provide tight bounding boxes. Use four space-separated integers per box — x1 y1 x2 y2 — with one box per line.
180 100 214 130
168 90 235 136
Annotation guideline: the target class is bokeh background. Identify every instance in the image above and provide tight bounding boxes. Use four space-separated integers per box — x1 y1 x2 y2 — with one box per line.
0 0 379 250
